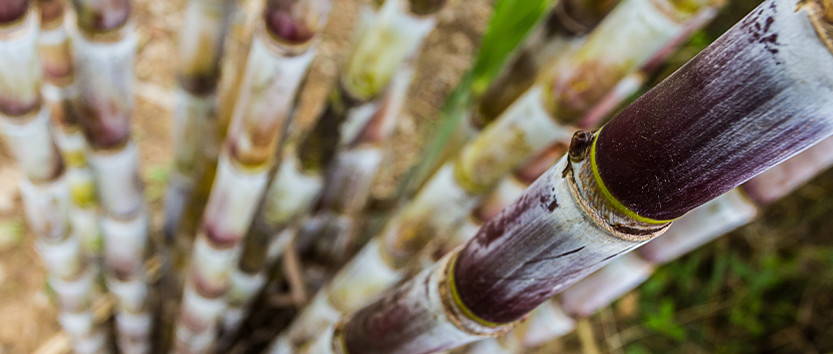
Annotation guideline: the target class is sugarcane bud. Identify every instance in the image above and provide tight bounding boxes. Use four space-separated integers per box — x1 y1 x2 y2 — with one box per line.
568 130 593 163
0 0 28 25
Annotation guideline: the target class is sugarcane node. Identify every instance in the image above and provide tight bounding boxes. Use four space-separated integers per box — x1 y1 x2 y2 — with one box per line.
0 0 28 26
573 154 671 240
568 130 594 163
177 74 219 96
37 0 64 28
72 0 131 35
553 0 593 35
0 94 40 117
408 0 446 16
331 319 350 354
190 266 230 299
439 250 520 336
264 1 316 45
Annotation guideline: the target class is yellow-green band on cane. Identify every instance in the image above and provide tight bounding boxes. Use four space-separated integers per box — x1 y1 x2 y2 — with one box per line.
590 129 675 225
447 254 503 328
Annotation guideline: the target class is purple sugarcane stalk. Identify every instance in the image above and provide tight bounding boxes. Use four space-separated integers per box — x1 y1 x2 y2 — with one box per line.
303 1 833 352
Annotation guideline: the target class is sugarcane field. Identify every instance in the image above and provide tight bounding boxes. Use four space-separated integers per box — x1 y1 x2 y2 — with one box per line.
2 0 833 353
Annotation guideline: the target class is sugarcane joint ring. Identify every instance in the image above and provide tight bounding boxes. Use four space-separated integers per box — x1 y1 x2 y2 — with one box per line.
331 320 351 354
440 250 519 337
0 8 33 40
589 128 675 226
572 149 671 242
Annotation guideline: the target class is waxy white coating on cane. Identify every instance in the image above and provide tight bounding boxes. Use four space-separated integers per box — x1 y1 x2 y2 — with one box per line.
341 0 434 100
467 301 577 354
308 254 509 354
106 276 150 313
0 106 63 182
88 141 144 218
545 0 689 117
283 290 343 350
226 28 315 165
180 282 227 331
59 310 95 339
321 142 384 213
101 209 149 277
17 175 70 242
49 268 94 312
36 236 84 280
455 86 574 193
172 88 215 177
72 328 108 354
385 163 482 258
178 0 231 82
514 302 576 348
638 189 758 264
453 155 658 323
191 232 243 293
227 268 267 307
286 239 401 346
202 151 270 244
69 206 101 256
261 150 324 227
47 84 89 164
116 311 153 339
173 322 217 354
69 20 137 148
560 252 654 317
37 16 73 82
0 9 41 113
222 268 266 329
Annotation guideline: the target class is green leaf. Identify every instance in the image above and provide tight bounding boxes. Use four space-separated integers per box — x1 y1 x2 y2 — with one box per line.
469 0 557 96
394 0 555 198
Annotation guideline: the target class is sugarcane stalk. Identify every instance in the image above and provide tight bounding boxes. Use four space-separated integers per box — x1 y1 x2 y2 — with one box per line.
409 0 619 196
419 142 569 268
163 0 234 244
472 134 833 354
172 0 264 245
280 0 719 347
577 6 719 129
0 6 63 183
168 0 264 286
475 0 620 123
68 1 155 352
172 0 331 351
305 67 413 266
161 2 236 344
300 1 833 351
259 0 446 348
441 4 720 266
0 5 106 353
37 0 104 265
219 146 325 337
